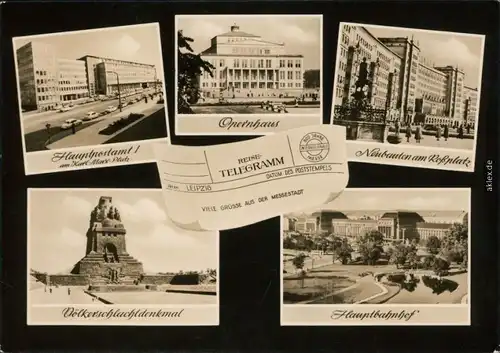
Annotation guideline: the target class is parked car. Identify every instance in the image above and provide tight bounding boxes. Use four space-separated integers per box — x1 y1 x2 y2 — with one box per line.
83 111 99 121
58 106 73 112
262 102 288 113
61 119 83 130
106 105 117 113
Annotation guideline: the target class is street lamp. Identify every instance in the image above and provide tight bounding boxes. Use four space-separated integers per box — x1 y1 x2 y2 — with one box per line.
107 71 122 112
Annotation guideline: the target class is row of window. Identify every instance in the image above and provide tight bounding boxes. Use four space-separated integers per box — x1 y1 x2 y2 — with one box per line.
203 70 302 80
202 82 302 89
231 47 271 55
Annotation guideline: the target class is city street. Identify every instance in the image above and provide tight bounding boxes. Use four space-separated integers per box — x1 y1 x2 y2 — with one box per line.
191 105 320 115
46 99 164 149
22 93 148 134
395 135 474 150
23 92 165 152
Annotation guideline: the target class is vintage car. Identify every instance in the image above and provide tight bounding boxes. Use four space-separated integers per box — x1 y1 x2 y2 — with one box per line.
106 105 118 113
262 101 288 113
83 111 99 121
58 106 73 112
60 118 83 130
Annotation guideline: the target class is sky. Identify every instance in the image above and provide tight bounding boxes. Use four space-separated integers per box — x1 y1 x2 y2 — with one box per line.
28 189 218 274
14 23 165 78
359 24 484 88
178 15 321 70
294 188 470 214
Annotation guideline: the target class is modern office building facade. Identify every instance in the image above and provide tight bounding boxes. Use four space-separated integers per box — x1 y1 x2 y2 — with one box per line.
335 24 478 127
198 25 306 99
79 55 157 96
16 42 158 111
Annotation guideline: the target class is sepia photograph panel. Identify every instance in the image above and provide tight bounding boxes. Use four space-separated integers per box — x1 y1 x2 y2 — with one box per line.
281 188 470 326
175 14 322 135
13 23 169 175
28 189 219 326
330 22 485 172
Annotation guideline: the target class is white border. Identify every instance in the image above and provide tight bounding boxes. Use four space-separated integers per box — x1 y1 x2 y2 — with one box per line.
174 14 323 136
329 22 485 172
13 23 171 175
280 187 471 326
27 188 220 326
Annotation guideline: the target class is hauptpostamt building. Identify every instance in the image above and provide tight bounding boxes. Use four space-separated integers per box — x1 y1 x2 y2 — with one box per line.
198 24 306 99
335 24 479 127
79 55 157 97
16 42 159 111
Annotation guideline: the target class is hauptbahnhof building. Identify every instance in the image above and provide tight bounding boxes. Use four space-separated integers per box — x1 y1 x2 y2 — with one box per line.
286 210 468 242
335 24 479 127
197 24 308 99
16 41 159 111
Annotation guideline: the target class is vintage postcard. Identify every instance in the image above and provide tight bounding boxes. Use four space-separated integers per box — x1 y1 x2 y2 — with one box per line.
281 188 470 326
13 23 169 175
153 125 348 231
330 22 485 172
28 189 219 326
175 14 323 135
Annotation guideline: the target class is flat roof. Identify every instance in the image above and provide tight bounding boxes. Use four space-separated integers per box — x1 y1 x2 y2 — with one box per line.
200 53 304 58
78 55 155 68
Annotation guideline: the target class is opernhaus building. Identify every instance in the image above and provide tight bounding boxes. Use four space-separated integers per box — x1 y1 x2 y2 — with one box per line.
334 24 478 127
197 24 307 99
16 41 158 111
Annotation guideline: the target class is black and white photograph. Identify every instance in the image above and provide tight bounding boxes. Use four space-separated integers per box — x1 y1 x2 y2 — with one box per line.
28 189 219 326
175 15 322 135
330 23 485 172
13 23 169 175
281 188 470 326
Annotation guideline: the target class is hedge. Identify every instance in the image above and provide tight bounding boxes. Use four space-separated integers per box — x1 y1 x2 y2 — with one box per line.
99 113 145 135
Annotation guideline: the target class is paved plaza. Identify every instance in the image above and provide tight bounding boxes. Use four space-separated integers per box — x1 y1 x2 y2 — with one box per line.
395 135 474 150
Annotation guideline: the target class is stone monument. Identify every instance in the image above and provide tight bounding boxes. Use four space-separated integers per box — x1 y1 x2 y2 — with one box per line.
71 196 144 287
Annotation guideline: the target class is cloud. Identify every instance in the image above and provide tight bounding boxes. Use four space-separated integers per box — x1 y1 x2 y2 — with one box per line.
114 198 167 225
275 23 318 44
127 221 217 273
404 196 452 210
181 19 224 41
30 228 86 274
424 37 479 67
61 195 93 218
115 34 141 56
358 196 381 208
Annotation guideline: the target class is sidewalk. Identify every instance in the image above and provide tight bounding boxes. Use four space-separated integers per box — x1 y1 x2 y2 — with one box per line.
47 100 162 149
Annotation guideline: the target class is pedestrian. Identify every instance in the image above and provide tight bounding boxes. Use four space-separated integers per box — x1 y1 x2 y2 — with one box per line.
71 122 76 135
49 288 52 294
458 124 464 139
443 124 449 142
415 123 422 144
466 123 471 135
405 123 412 142
435 124 442 141
394 120 401 137
68 288 71 295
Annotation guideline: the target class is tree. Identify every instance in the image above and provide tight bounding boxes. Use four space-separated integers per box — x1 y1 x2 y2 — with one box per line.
425 236 442 255
333 238 353 265
177 30 215 113
304 69 320 89
357 230 384 265
292 253 307 288
433 256 450 277
440 223 468 264
388 243 409 269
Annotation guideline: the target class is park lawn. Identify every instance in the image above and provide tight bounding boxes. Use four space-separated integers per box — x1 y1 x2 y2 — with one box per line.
104 108 168 144
283 275 355 303
24 120 102 152
311 281 382 304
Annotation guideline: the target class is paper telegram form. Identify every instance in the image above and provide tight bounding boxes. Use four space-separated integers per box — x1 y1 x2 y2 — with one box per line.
153 125 349 231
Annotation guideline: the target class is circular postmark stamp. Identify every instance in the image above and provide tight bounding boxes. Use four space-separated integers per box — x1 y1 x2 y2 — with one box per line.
299 132 330 162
